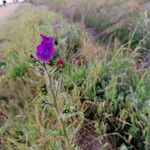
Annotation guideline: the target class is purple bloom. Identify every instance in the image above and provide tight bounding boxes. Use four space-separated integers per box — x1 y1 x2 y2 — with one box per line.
52 21 61 29
35 34 55 63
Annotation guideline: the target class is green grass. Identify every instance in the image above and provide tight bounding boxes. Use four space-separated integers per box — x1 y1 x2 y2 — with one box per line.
0 2 150 150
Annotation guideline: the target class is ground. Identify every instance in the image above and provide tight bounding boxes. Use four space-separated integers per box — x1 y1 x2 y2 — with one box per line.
0 3 20 25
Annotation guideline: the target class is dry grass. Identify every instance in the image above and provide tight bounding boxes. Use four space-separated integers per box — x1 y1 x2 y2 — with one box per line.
0 1 150 150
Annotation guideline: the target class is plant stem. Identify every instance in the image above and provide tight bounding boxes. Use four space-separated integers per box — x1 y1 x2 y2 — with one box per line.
44 65 72 150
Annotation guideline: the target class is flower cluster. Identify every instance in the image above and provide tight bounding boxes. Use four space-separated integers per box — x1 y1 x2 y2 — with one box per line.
35 34 55 63
33 33 64 70
52 21 61 29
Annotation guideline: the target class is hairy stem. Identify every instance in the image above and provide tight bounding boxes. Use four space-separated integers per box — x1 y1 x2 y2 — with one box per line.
44 64 72 150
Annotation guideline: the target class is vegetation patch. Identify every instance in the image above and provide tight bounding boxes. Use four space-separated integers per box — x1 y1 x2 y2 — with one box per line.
0 1 150 150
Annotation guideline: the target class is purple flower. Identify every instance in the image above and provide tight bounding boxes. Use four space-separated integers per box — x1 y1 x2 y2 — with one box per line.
52 21 61 29
35 34 55 63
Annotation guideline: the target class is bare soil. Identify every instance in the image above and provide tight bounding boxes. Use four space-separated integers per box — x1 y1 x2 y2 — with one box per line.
0 3 20 25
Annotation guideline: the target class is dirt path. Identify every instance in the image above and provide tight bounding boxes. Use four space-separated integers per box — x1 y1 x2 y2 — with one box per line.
0 3 20 25
0 3 21 77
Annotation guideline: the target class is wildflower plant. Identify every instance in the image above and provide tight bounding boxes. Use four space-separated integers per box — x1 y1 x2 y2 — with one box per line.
29 34 72 150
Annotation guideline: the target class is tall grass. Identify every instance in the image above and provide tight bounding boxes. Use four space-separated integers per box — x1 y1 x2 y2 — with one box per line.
0 2 150 150
43 0 150 51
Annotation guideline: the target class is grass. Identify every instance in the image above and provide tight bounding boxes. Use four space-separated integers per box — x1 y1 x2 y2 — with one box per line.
0 1 150 150
43 0 150 50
